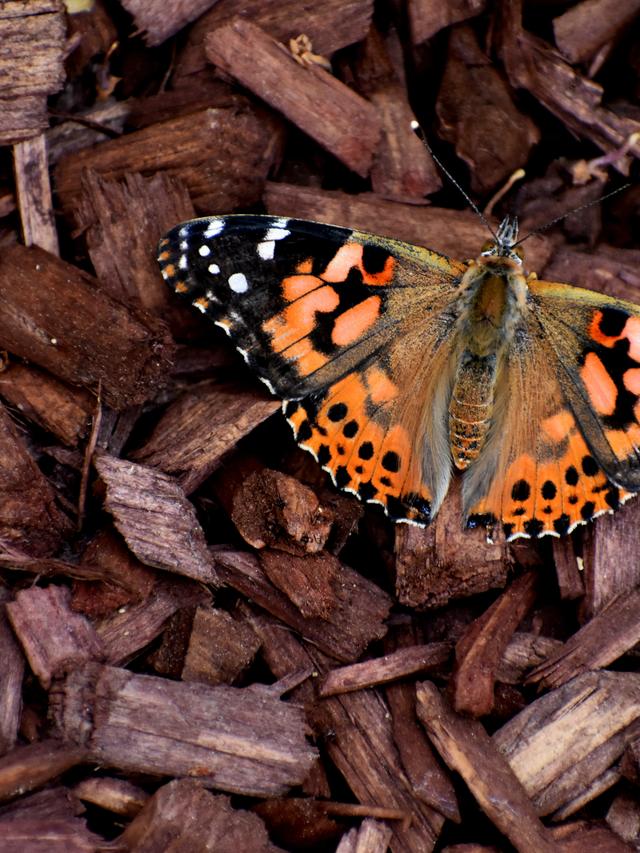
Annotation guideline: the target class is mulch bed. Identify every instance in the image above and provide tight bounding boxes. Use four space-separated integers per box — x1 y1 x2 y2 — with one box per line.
1 0 640 850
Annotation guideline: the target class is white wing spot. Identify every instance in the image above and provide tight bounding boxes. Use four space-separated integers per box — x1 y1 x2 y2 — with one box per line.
204 219 224 238
257 241 275 260
179 225 189 238
179 255 187 270
208 263 220 275
180 240 188 250
228 272 249 293
265 227 290 241
272 217 289 229
199 244 211 257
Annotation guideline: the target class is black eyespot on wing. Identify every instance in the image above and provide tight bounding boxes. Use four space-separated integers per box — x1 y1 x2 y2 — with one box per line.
565 466 579 486
511 479 530 501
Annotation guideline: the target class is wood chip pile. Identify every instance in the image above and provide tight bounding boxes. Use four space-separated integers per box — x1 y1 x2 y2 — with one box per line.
1 0 640 850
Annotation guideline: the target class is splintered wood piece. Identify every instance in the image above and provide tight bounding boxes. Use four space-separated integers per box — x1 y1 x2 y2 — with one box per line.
230 468 335 556
13 135 59 254
394 478 510 609
205 19 381 177
214 549 391 663
436 25 539 194
181 606 261 686
416 681 556 852
0 592 24 756
96 576 207 665
409 0 486 44
552 536 585 601
553 0 640 64
452 571 539 716
76 170 195 318
55 106 283 215
350 28 441 201
50 663 318 797
581 500 640 615
249 611 445 852
259 551 340 621
94 454 218 584
264 181 553 274
0 363 93 447
0 0 66 145
320 644 450 697
121 0 220 46
0 243 174 410
550 819 635 852
74 776 148 819
118 780 282 852
176 0 373 83
0 786 84 822
499 3 640 169
526 586 640 690
335 818 393 853
131 382 279 494
496 632 563 685
0 817 104 850
494 671 640 817
6 586 105 689
0 401 72 557
0 741 87 803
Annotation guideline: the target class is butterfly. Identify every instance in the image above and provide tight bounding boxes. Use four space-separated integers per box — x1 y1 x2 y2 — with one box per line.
157 214 640 541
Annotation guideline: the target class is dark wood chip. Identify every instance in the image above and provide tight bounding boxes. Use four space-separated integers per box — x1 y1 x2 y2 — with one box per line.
121 0 221 47
0 591 24 755
50 662 318 797
0 243 174 410
553 0 640 65
409 0 487 44
181 605 261 686
205 18 382 177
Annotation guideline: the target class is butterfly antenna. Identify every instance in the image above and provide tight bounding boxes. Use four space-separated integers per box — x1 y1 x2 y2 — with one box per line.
411 120 498 241
514 182 631 247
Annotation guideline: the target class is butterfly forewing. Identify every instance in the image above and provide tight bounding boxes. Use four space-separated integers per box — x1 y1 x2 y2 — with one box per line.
158 214 466 523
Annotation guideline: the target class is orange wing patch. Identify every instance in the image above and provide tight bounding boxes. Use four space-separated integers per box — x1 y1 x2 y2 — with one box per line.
321 243 396 286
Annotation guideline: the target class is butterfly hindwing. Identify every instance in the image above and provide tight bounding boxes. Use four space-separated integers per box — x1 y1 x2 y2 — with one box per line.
158 214 467 523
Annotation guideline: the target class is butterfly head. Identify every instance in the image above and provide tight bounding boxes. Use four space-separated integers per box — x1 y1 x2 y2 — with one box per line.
480 216 524 265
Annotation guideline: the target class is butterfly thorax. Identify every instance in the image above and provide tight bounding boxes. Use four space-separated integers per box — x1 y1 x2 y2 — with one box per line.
449 254 528 470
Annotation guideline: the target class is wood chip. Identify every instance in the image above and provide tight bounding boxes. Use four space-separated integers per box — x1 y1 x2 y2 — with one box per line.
527 586 640 689
264 181 553 273
553 0 640 65
320 644 450 697
181 605 261 686
205 18 381 177
6 585 105 689
55 106 283 215
13 134 59 254
436 25 539 194
50 662 318 797
0 591 24 755
0 400 72 557
0 0 66 144
335 818 393 853
214 548 391 663
74 776 148 819
131 381 279 494
118 780 283 851
94 453 218 584
121 0 220 46
494 671 640 817
416 681 556 852
496 632 563 685
0 363 93 447
452 571 539 715
0 741 87 803
0 243 174 410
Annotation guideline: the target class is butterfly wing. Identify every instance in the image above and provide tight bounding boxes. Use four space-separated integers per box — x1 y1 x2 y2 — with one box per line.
462 278 639 540
158 214 467 523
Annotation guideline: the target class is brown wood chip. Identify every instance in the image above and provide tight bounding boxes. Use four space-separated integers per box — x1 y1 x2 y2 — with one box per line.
50 662 318 797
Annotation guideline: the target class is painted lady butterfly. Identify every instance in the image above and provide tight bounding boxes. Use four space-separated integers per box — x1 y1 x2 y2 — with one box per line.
158 214 640 541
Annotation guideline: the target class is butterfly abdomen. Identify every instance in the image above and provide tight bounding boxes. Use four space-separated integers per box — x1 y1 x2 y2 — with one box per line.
449 354 497 469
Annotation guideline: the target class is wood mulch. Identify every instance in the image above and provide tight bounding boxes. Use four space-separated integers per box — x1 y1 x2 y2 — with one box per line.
1 0 640 850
